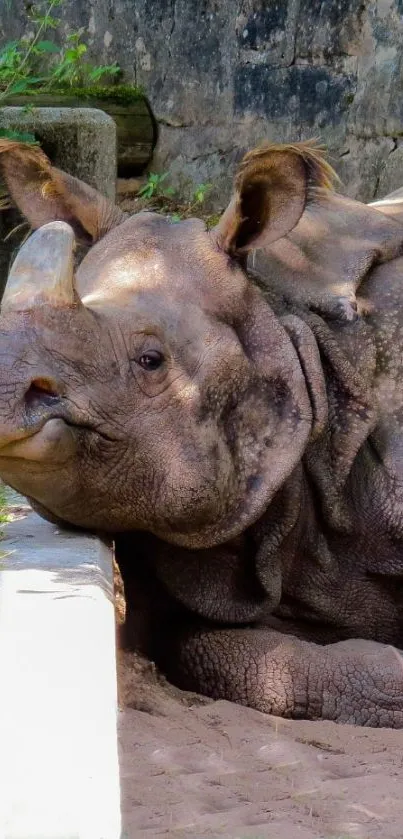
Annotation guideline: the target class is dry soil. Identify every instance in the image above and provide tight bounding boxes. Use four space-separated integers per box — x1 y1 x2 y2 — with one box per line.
118 650 403 839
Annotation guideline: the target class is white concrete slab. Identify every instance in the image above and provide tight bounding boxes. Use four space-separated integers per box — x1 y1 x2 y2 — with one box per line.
0 510 121 839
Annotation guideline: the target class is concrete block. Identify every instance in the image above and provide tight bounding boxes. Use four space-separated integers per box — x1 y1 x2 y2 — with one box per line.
0 107 117 200
0 509 121 839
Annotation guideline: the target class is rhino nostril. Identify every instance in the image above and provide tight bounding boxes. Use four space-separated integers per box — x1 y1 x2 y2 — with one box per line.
25 377 61 409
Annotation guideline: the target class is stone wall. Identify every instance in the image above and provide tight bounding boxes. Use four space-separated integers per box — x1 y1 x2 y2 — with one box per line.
2 0 403 205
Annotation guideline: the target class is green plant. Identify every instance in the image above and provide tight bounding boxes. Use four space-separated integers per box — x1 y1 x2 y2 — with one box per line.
138 172 176 200
0 127 39 143
121 174 217 228
44 29 120 88
167 182 212 222
134 174 216 225
0 0 61 104
0 0 121 142
192 182 212 204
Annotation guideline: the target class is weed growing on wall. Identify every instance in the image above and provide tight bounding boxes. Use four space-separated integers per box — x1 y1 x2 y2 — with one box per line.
0 0 121 141
120 174 218 227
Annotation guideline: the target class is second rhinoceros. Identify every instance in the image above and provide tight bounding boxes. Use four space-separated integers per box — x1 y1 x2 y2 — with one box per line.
0 138 403 727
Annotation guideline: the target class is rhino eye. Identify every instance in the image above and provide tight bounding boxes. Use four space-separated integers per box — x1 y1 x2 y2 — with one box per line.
138 350 164 371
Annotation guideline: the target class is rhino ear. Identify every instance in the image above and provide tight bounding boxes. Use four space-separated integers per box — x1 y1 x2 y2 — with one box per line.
215 141 337 256
0 139 125 244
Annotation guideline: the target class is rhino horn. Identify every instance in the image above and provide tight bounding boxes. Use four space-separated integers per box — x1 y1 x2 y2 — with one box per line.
2 221 77 313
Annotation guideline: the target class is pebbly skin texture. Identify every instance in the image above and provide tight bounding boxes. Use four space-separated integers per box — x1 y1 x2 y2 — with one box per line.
0 138 403 727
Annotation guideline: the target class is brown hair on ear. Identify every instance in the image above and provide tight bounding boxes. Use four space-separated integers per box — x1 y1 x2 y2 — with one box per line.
0 139 125 243
216 140 338 257
237 140 337 193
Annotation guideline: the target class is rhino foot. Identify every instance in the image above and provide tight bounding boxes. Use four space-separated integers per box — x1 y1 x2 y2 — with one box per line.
162 627 403 728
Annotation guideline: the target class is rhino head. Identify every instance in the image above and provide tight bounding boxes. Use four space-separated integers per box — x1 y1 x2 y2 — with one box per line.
0 140 331 548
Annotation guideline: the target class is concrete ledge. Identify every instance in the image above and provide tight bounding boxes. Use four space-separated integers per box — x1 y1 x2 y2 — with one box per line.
0 509 121 839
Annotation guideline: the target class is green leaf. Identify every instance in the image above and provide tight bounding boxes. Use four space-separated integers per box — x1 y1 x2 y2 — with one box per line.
193 183 212 203
3 79 31 95
88 63 120 82
40 14 59 28
0 41 19 54
0 128 38 143
137 184 152 198
25 76 48 85
36 40 60 54
64 44 86 61
67 31 82 44
2 76 45 96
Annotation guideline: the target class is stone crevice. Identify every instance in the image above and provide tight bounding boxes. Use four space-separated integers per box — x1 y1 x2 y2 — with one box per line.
188 145 237 162
372 138 398 199
157 117 193 129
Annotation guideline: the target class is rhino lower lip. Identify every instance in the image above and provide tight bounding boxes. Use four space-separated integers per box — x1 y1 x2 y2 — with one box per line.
0 417 76 463
0 410 68 445
0 416 60 451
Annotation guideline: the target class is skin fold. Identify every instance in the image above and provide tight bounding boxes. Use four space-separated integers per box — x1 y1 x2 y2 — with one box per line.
0 138 403 727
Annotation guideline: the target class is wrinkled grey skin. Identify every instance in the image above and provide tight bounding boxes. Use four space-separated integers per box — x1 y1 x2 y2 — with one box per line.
0 139 403 727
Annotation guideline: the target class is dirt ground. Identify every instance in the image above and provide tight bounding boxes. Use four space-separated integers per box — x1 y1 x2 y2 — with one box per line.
118 651 403 839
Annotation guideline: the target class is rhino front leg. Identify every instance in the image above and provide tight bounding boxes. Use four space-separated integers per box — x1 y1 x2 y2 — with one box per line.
164 627 403 727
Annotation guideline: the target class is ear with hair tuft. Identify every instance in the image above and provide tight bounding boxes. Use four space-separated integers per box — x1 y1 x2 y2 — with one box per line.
215 140 338 257
0 139 125 244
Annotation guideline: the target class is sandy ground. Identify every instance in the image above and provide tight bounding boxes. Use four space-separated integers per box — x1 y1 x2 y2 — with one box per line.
118 651 403 839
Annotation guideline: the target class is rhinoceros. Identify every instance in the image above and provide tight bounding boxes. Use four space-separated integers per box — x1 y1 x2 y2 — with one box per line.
0 138 403 727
